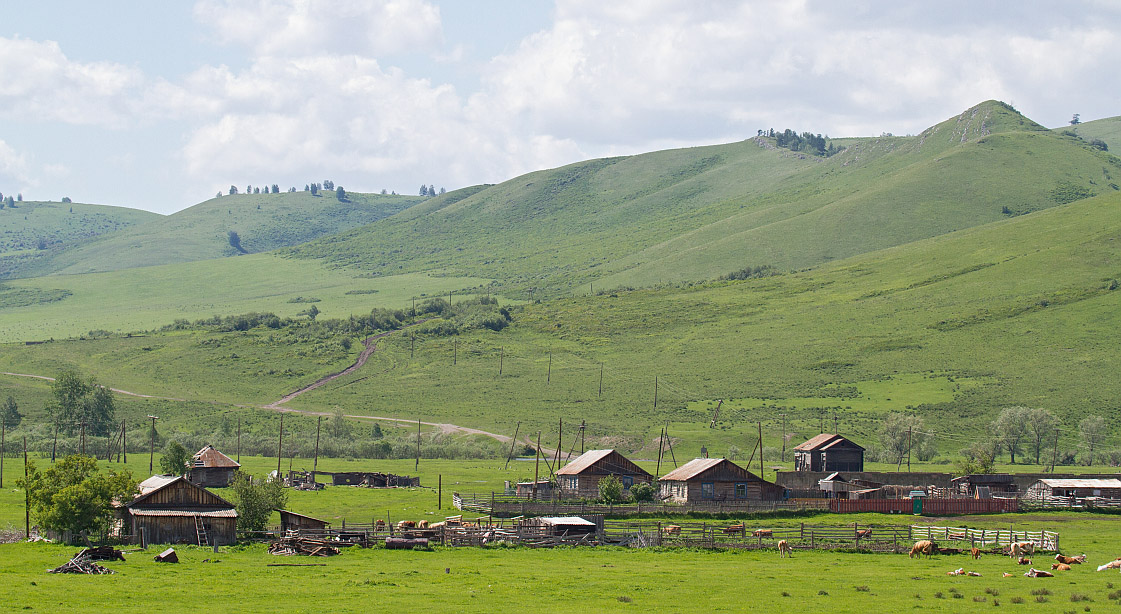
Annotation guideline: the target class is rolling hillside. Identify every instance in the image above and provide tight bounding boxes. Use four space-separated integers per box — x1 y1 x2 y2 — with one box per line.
3 190 423 279
289 101 1121 297
0 201 159 279
1065 114 1121 153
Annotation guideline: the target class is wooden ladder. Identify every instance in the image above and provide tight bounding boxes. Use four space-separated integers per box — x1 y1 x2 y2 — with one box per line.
195 515 209 547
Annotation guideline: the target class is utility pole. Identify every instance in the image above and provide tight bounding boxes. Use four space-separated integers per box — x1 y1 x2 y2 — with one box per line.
532 432 541 500
411 335 415 359
598 363 603 398
780 413 787 462
122 420 127 463
416 418 421 471
147 415 159 475
580 420 586 454
276 414 284 479
547 353 552 383
505 422 520 470
833 414 838 434
79 420 86 456
665 422 678 468
236 416 240 464
907 426 912 471
655 426 666 477
551 419 562 472
653 376 658 409
24 436 30 539
313 416 322 473
453 339 457 365
758 422 764 477
499 347 503 376
411 296 416 317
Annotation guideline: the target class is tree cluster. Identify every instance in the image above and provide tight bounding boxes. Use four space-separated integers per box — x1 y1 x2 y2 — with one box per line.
419 185 444 197
759 129 843 157
47 370 116 436
19 454 137 537
231 472 287 532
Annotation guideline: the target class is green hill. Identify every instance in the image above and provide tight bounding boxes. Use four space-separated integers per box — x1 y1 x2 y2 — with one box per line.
0 201 159 278
290 101 1120 297
1063 115 1121 154
5 190 423 279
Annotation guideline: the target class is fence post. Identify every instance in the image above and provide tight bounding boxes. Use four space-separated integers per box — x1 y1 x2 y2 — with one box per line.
810 531 814 549
800 522 804 540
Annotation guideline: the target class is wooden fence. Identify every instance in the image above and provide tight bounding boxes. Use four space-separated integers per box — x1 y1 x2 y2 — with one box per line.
452 493 830 517
909 525 1058 551
1021 496 1121 510
829 498 1019 514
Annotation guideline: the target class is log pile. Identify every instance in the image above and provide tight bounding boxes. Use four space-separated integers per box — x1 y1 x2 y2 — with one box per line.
268 532 340 557
75 546 126 561
48 554 115 575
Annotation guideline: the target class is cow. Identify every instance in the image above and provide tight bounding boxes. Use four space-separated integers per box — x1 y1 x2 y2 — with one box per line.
429 521 446 531
397 520 416 530
970 547 982 560
724 524 745 535
1051 563 1071 571
855 529 872 539
662 525 681 536
751 529 772 538
778 540 792 558
1055 553 1086 565
1096 559 1121 572
1017 557 1032 565
1010 542 1035 558
909 540 936 558
1024 568 1053 578
375 519 386 530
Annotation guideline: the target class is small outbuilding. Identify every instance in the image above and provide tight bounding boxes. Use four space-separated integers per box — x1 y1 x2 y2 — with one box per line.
793 434 864 472
278 510 331 533
123 475 238 546
515 480 554 499
951 474 1019 498
187 445 240 488
518 516 599 537
556 449 654 499
658 458 784 503
1024 478 1121 502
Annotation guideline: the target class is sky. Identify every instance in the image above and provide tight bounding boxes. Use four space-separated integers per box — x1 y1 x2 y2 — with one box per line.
1 1 1119 214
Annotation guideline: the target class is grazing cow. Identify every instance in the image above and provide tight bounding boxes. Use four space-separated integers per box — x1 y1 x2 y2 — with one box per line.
855 529 872 539
1009 542 1035 558
751 529 772 538
1096 559 1121 572
970 547 982 560
1055 553 1086 565
1024 568 1053 578
1051 563 1071 571
778 540 792 558
909 540 936 558
375 519 386 529
723 524 745 535
417 520 429 529
662 525 681 536
397 520 416 530
948 532 965 540
1017 557 1032 565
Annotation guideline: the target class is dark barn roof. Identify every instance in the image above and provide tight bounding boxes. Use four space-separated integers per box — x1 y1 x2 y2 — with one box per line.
793 434 864 452
660 458 769 483
557 449 652 478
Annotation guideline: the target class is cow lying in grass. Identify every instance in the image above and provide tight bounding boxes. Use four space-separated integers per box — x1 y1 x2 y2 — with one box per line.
751 529 772 538
1055 553 1086 565
1052 563 1071 571
909 540 936 558
1096 558 1121 571
778 540 792 558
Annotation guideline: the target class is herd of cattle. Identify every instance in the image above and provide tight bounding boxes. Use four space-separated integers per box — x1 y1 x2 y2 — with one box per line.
904 538 1110 578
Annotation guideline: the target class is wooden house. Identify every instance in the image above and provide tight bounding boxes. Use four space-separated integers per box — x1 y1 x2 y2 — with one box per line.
187 445 240 488
122 475 238 546
793 434 864 472
950 474 1019 498
1024 478 1121 502
515 480 554 499
278 510 331 532
658 458 784 503
555 449 654 499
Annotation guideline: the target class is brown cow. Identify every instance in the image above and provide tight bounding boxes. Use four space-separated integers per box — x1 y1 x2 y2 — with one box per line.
1010 542 1035 558
1017 557 1032 565
397 520 416 530
724 524 745 535
662 525 681 536
970 547 982 560
778 540 792 558
417 520 429 529
909 540 936 558
751 529 772 538
1024 568 1053 578
855 529 872 539
1055 553 1086 565
1051 563 1071 571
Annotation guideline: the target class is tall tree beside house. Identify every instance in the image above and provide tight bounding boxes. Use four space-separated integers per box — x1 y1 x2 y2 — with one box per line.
231 472 287 532
990 406 1030 464
19 455 137 537
160 441 191 476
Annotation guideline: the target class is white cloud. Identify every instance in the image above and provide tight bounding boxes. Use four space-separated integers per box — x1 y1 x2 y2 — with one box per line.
193 0 444 58
0 139 31 187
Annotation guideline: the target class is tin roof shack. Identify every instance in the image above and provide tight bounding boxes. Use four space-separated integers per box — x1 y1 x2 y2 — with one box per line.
278 510 331 533
1024 478 1121 503
124 475 237 546
515 480 554 499
659 458 785 503
951 474 1019 498
555 449 654 499
793 434 864 472
187 445 240 488
519 516 599 537
817 472 882 499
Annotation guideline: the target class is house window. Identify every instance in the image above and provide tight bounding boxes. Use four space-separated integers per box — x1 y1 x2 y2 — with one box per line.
621 476 634 489
568 477 578 490
701 482 715 499
734 483 748 498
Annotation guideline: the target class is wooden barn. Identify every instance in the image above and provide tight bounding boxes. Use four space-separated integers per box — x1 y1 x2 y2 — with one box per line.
516 480 554 499
793 434 864 472
951 474 1019 498
122 475 238 546
556 449 654 499
278 510 331 532
1024 478 1121 502
658 458 785 503
187 444 240 487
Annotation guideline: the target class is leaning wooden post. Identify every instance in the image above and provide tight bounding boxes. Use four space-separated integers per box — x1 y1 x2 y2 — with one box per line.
276 414 283 479
24 436 30 539
313 416 322 473
438 475 442 510
532 433 542 500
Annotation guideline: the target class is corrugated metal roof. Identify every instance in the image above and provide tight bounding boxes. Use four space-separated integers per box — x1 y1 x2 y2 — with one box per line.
793 433 864 452
660 458 725 481
1037 478 1121 489
538 517 595 526
129 508 237 518
278 510 329 523
192 445 240 468
137 475 180 495
556 449 615 475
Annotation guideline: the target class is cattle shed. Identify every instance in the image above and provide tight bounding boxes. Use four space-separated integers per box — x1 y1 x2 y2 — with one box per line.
556 449 654 499
123 475 237 545
817 472 882 499
519 516 600 537
278 510 331 532
187 444 240 488
793 434 864 472
951 474 1019 498
1024 478 1121 502
659 458 785 503
516 480 554 499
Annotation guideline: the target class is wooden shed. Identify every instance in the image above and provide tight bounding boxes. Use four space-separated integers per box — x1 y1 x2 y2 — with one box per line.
793 434 864 472
658 458 784 503
278 510 331 532
951 474 1019 498
187 444 240 488
518 516 599 537
123 475 238 546
556 449 654 499
1024 478 1121 502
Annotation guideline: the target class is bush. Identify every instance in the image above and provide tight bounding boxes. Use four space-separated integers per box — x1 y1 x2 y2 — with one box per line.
629 482 655 502
599 475 624 504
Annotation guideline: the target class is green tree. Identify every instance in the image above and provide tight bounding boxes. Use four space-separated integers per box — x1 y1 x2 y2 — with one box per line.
2 395 21 428
48 370 91 432
1025 408 1059 465
598 475 623 503
371 422 383 439
1079 415 1107 465
231 472 287 532
301 304 319 320
629 482 655 502
229 185 238 195
990 406 1030 463
331 406 351 439
954 441 996 475
880 413 927 466
19 455 137 537
1070 113 1081 125
335 185 346 201
160 441 192 475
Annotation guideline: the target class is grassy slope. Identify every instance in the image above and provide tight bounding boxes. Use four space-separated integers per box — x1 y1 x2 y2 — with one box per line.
3 191 1121 461
1064 114 1121 154
289 101 1121 297
6 191 422 279
0 201 159 278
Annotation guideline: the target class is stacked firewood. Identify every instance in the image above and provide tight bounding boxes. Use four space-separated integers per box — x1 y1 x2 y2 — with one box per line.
268 532 339 557
48 554 115 575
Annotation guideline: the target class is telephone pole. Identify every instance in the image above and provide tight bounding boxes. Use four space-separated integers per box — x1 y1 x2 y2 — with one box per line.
276 414 284 479
907 426 912 471
780 413 787 462
147 415 159 474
